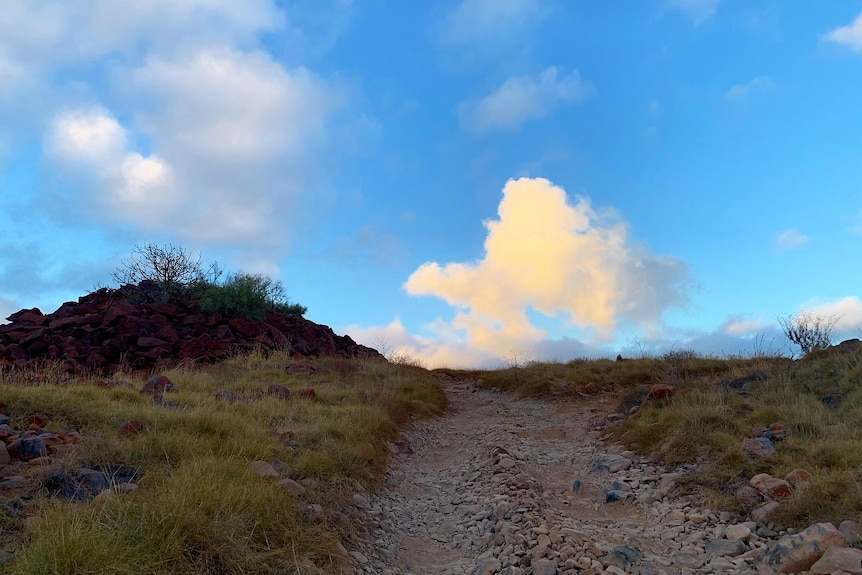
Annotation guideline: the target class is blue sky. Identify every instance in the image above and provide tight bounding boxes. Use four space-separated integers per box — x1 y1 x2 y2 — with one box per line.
1 0 861 367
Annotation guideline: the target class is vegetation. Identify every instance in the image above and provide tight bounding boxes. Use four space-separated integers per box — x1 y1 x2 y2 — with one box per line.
113 243 306 318
778 311 840 357
197 273 307 320
442 339 862 528
0 352 446 574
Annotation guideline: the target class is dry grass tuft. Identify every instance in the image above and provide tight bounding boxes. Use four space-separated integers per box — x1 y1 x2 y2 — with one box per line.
0 350 445 573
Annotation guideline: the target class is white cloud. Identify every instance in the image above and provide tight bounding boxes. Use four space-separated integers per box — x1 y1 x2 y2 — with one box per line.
127 47 333 165
0 0 283 68
725 76 774 102
437 0 550 49
720 315 770 336
345 318 500 369
47 106 178 223
666 0 723 25
774 228 809 251
803 297 862 334
824 11 862 52
400 177 690 364
43 44 339 249
460 67 594 134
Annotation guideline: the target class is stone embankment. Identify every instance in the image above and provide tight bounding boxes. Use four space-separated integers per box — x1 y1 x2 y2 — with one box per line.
349 380 862 575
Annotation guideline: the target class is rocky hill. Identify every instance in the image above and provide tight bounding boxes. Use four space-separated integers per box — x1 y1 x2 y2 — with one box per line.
0 284 381 373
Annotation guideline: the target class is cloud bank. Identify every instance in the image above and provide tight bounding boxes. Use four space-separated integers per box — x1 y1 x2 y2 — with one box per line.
2 1 357 263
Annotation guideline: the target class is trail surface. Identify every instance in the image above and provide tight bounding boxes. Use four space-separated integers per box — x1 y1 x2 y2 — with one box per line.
352 378 762 575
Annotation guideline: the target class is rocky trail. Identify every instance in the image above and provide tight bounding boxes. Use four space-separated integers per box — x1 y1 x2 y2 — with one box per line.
349 378 862 575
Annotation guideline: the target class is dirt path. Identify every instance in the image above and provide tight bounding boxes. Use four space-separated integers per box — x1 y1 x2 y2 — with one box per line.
351 378 760 575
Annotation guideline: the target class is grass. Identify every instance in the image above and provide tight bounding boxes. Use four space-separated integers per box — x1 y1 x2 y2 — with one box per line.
0 349 446 574
446 345 862 528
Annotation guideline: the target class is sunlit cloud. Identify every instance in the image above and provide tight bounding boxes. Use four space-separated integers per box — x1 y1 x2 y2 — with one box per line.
824 11 862 52
394 177 690 364
720 314 770 336
774 228 809 251
803 297 862 334
459 67 594 134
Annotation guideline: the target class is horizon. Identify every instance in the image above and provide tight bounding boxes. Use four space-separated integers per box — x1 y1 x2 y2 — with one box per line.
2 1 861 368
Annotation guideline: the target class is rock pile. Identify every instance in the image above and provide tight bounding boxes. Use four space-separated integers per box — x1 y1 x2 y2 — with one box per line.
0 284 381 373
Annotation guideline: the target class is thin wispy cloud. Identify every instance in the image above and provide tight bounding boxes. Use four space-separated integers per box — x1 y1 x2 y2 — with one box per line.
725 76 774 102
775 228 809 251
824 11 862 52
459 67 594 134
665 0 723 26
436 0 551 50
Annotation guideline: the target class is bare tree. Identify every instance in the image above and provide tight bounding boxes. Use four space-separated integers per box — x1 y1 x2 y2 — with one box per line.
778 312 840 357
113 243 206 302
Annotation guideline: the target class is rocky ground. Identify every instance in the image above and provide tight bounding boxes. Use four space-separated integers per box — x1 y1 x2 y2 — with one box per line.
349 378 862 575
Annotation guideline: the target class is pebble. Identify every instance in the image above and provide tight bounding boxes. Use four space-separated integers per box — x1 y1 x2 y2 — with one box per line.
338 379 845 575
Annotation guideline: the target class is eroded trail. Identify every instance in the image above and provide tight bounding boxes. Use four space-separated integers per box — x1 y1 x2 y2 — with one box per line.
352 379 760 575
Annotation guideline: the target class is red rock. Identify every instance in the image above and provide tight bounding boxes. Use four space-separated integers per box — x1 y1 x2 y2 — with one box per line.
742 437 775 458
784 468 812 487
28 413 50 427
0 402 8 416
265 384 292 401
297 388 316 399
27 456 52 466
647 384 675 400
229 317 261 338
137 336 168 348
6 308 46 325
39 434 64 448
750 473 792 500
141 375 176 395
214 325 235 341
118 420 145 436
285 362 316 374
27 423 42 432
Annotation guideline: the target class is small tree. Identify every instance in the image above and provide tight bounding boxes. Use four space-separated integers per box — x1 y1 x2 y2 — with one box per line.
113 243 216 302
778 312 840 357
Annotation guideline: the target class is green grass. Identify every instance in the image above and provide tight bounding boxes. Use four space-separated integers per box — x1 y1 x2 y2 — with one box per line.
0 350 446 574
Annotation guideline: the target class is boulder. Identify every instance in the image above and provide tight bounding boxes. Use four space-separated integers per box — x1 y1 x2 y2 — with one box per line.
750 473 792 500
141 375 176 396
784 468 812 487
809 546 862 575
839 520 862 545
755 522 845 573
742 437 775 458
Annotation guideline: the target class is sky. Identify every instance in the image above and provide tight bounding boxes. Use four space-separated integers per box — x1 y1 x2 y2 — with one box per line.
1 0 861 367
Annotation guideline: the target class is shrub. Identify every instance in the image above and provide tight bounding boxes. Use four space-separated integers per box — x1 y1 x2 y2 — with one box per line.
196 273 305 320
779 312 840 357
113 243 217 303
